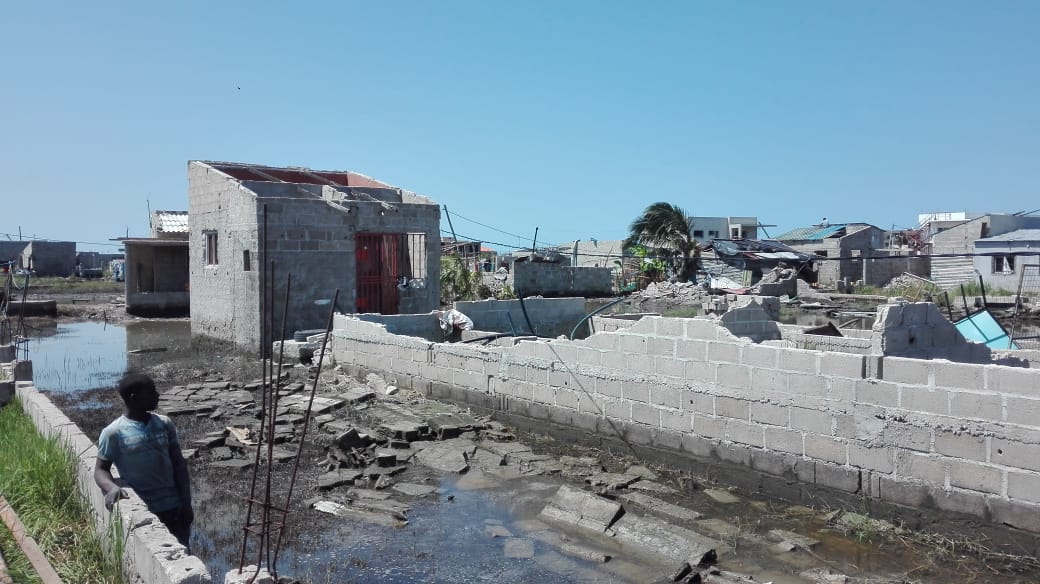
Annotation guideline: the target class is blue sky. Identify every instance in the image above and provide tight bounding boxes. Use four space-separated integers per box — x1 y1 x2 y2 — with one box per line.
2 1 1038 252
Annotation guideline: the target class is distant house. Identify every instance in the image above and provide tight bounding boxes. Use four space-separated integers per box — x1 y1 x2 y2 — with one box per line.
973 229 1040 292
188 161 441 352
689 217 758 246
121 210 190 316
774 222 885 287
927 213 1040 289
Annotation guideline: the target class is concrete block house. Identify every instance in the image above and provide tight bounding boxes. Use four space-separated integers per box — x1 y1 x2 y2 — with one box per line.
774 222 885 287
187 161 441 352
121 210 190 316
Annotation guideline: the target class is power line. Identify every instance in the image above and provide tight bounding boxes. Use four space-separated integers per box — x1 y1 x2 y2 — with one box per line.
0 232 124 248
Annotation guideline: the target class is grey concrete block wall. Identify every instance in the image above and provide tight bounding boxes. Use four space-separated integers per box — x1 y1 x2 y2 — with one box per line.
11 380 210 583
454 297 587 339
331 311 1040 538
188 162 441 352
513 263 612 298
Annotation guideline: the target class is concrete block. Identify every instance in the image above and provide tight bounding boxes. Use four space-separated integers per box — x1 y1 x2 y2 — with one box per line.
626 353 656 376
933 489 987 517
675 339 708 361
655 356 686 378
715 396 749 421
751 367 787 394
618 333 648 355
815 462 860 493
685 360 716 381
991 439 1040 473
788 373 828 397
647 337 676 357
622 379 650 403
934 431 987 462
582 333 619 351
878 476 931 507
655 317 685 338
226 566 274 584
1006 396 1040 426
804 434 847 464
948 391 1002 422
716 364 751 390
740 344 778 368
749 402 789 427
849 443 895 474
778 348 819 373
693 415 726 440
900 386 949 415
575 347 603 367
764 426 804 455
684 318 719 340
1007 471 1040 504
650 384 681 409
595 377 623 398
603 399 630 420
883 424 932 452
661 409 693 432
882 357 931 386
556 389 580 410
828 378 856 402
987 498 1040 534
934 361 986 390
684 391 714 415
681 432 717 458
631 402 660 426
819 352 866 379
726 420 764 447
790 407 832 435
986 365 1040 396
707 342 741 364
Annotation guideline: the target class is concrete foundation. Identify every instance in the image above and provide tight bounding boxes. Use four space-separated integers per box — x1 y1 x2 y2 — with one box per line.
330 301 1040 550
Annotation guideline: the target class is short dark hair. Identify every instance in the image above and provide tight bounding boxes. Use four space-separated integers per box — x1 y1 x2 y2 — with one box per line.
117 373 155 403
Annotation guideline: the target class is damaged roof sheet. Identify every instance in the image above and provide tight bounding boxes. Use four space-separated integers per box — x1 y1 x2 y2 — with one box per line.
773 224 847 241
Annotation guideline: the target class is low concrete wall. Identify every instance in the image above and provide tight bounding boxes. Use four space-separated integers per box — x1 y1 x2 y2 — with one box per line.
331 310 1040 552
513 263 613 298
6 378 210 583
454 297 587 338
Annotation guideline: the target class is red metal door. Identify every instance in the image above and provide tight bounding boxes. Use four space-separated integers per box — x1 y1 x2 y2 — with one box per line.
356 234 399 314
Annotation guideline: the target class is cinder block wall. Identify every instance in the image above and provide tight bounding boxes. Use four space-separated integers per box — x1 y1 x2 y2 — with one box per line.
454 298 587 338
11 382 211 584
331 313 1040 542
513 263 612 297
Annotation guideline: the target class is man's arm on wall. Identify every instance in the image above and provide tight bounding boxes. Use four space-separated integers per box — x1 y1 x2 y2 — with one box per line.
94 458 126 510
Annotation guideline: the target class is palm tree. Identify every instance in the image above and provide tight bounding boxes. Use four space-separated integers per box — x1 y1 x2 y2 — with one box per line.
625 202 701 282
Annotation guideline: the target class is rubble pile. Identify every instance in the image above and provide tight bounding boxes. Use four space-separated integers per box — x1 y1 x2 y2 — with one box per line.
629 281 708 304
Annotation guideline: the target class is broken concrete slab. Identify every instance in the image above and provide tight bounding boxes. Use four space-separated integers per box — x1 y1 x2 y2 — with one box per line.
618 492 703 523
483 441 532 457
768 529 820 550
282 395 343 414
625 465 659 480
348 489 392 501
454 469 499 490
413 442 469 474
695 518 740 539
608 514 718 567
503 538 535 559
702 488 741 504
485 525 514 538
628 480 678 495
539 484 624 532
209 459 254 470
317 469 364 491
338 387 376 405
468 448 505 470
427 412 481 439
560 543 611 563
311 500 406 527
585 472 640 490
392 483 438 497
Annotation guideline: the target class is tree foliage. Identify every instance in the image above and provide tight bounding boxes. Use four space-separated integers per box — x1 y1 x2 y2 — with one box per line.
625 202 701 282
439 255 481 304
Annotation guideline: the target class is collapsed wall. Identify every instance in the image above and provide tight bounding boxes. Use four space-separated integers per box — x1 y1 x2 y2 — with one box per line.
330 301 1040 552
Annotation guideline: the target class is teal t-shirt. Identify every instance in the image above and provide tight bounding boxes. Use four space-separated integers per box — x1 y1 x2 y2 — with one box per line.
97 413 182 513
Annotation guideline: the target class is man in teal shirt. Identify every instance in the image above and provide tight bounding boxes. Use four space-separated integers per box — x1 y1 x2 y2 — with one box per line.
94 373 194 551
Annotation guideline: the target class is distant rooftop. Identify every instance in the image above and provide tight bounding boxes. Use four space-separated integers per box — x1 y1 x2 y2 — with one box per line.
977 229 1040 243
152 210 188 234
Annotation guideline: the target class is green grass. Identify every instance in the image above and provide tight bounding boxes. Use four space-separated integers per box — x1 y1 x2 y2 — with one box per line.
21 277 124 294
0 400 123 584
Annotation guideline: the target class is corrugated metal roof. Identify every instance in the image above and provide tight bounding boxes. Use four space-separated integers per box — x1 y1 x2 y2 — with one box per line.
154 211 188 234
773 224 847 241
978 229 1040 243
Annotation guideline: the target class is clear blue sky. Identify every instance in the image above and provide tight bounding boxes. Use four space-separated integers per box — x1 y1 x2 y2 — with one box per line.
2 1 1038 252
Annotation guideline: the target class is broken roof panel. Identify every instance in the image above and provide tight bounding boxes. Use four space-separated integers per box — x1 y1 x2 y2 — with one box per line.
977 229 1040 243
773 224 848 241
204 161 393 189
